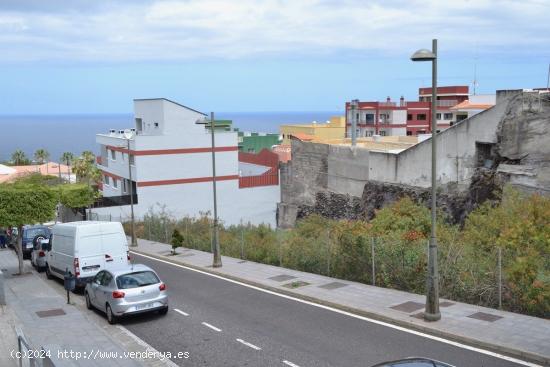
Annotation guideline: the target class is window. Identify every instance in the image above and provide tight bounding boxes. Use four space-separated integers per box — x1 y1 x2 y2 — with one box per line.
444 113 453 120
154 122 159 128
407 114 413 121
406 131 413 136
417 114 426 121
110 149 116 160
101 272 113 286
129 154 135 166
104 175 110 185
113 179 118 188
135 118 143 132
365 114 374 123
116 271 160 289
436 113 442 120
366 131 373 137
122 179 127 193
379 130 387 136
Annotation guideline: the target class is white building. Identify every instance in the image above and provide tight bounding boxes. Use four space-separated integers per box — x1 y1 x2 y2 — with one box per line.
92 98 279 226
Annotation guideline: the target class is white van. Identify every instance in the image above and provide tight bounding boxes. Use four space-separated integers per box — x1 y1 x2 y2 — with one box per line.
46 221 130 288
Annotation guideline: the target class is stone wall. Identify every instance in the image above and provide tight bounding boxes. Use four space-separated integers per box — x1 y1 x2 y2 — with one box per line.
278 89 549 227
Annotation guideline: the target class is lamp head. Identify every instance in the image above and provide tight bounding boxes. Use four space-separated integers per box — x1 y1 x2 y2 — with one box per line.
411 48 436 61
123 129 134 140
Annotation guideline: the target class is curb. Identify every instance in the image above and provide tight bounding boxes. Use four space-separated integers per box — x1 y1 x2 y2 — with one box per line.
130 248 549 366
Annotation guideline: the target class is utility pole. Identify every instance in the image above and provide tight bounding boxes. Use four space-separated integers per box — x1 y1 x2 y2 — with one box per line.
411 38 440 321
210 112 222 268
126 134 137 247
350 99 358 146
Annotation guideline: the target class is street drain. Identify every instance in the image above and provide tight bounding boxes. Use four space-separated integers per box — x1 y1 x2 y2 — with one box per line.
36 309 66 318
467 312 503 322
390 301 425 313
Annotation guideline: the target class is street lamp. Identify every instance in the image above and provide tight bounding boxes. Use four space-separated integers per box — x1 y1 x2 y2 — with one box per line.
123 129 137 248
209 113 222 268
411 39 440 322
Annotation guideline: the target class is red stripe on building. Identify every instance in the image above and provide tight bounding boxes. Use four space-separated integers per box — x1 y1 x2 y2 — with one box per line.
107 146 238 155
137 174 239 187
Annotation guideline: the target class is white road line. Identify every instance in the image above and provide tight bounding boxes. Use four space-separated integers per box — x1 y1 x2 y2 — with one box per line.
236 338 262 350
202 322 222 332
283 360 300 367
131 251 543 367
174 308 189 316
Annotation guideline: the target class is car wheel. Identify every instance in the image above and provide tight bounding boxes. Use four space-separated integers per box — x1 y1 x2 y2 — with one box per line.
45 265 53 279
158 306 168 315
85 293 93 310
106 304 117 324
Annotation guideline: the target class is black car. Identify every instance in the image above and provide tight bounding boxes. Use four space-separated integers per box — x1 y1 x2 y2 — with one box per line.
371 358 455 367
20 225 51 259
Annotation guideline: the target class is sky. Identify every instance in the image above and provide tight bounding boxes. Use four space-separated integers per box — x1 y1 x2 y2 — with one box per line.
0 0 549 114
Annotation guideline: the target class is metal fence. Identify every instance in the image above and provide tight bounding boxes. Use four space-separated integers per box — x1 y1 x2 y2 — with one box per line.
139 218 511 312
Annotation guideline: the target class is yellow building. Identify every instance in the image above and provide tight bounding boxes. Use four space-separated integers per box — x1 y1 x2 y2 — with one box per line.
280 116 345 145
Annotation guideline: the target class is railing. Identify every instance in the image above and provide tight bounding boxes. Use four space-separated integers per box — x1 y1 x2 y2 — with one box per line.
379 102 396 107
91 194 138 208
16 327 55 367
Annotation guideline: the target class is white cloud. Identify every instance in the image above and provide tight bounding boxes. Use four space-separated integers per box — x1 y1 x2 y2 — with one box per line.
0 0 548 62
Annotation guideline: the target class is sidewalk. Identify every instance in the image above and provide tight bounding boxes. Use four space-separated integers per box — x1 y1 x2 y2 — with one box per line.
131 238 550 366
0 248 173 367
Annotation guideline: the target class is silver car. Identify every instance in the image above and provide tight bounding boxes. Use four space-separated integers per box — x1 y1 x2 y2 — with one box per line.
30 239 49 271
84 264 168 324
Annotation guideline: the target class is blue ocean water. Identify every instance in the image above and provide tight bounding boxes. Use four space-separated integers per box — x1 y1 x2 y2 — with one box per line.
0 111 340 162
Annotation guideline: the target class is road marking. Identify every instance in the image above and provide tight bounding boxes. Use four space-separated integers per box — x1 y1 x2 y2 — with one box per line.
283 361 300 367
174 308 189 316
131 251 543 367
115 325 180 367
202 322 222 332
236 338 261 350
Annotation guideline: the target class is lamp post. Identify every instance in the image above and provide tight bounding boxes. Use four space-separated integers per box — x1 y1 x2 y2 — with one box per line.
411 39 440 321
209 112 222 268
123 129 137 247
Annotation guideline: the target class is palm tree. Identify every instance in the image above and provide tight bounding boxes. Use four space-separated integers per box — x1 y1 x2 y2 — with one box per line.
34 148 50 173
61 152 74 182
11 149 27 165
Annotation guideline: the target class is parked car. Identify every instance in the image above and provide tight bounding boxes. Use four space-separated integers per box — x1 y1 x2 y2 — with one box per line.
31 238 49 271
85 264 168 324
46 221 130 289
371 358 455 367
21 225 51 259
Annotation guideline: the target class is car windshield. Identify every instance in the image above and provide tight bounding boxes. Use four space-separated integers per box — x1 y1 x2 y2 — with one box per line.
116 271 160 289
24 228 49 239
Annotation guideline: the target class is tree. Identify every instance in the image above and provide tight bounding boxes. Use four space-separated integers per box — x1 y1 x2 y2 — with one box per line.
171 229 184 255
34 149 50 164
0 183 57 274
61 152 74 182
11 149 28 165
72 152 100 186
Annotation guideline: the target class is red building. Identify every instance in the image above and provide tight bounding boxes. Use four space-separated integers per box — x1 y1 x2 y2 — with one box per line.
345 86 470 137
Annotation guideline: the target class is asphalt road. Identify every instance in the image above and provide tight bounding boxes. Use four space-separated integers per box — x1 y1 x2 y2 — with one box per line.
109 253 531 367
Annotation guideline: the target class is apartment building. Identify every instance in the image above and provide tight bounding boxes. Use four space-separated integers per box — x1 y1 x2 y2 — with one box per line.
93 98 279 226
345 86 493 137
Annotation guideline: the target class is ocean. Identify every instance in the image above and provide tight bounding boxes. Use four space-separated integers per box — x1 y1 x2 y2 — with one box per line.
0 111 341 162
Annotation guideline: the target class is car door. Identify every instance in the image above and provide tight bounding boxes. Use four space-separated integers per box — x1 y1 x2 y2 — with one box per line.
98 271 114 307
90 271 105 307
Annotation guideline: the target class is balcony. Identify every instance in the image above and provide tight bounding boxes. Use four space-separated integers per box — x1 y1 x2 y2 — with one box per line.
436 100 458 107
91 194 138 208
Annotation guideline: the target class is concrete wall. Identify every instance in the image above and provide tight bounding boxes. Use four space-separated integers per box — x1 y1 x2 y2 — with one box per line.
279 92 519 226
